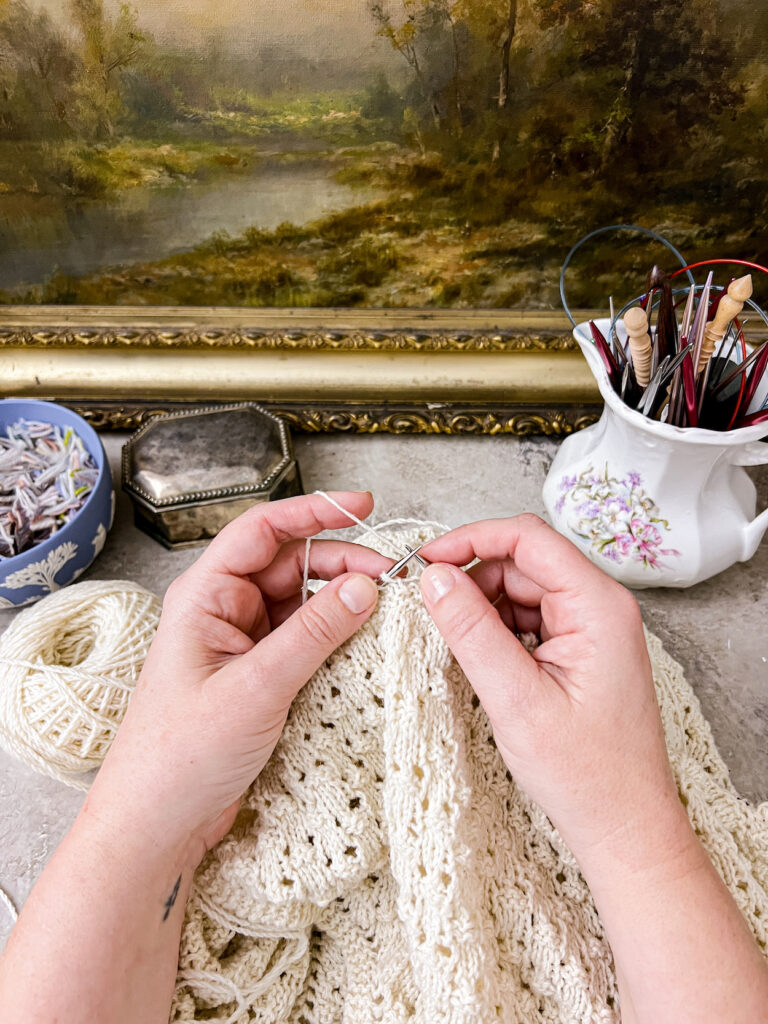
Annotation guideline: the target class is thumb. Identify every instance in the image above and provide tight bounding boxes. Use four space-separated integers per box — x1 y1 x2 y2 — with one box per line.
244 573 379 700
420 563 541 719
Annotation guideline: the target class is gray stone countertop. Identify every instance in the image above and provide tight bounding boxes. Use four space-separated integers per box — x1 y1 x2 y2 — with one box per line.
1 431 767 950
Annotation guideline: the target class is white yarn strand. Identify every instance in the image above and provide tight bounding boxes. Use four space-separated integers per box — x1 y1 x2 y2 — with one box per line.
0 580 161 789
313 490 405 559
307 491 449 596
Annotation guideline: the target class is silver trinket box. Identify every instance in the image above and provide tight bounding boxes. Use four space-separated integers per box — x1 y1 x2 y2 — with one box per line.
122 403 302 548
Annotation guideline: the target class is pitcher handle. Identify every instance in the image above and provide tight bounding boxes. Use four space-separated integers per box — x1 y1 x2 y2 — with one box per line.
734 441 768 558
742 507 768 561
733 441 768 467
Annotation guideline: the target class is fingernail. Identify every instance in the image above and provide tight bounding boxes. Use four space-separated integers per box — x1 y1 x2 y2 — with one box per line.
339 574 378 614
422 565 455 602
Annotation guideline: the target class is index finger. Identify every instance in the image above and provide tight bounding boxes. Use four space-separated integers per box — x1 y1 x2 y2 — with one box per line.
197 490 376 579
420 513 600 595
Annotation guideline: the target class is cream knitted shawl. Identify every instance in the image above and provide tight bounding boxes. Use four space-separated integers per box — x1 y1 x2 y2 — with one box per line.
172 532 768 1024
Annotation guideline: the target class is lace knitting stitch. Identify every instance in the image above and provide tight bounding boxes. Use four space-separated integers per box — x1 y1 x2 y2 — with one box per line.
172 527 768 1024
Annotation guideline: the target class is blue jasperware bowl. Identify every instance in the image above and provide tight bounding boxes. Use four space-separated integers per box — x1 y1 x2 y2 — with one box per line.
0 399 115 608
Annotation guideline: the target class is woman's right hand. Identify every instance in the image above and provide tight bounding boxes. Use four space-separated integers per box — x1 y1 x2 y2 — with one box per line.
418 514 689 869
419 516 768 1024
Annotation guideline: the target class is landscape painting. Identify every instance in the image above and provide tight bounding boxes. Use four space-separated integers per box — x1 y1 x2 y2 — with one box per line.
0 0 765 309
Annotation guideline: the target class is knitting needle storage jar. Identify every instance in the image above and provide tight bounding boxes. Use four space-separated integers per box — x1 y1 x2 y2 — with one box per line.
542 319 768 588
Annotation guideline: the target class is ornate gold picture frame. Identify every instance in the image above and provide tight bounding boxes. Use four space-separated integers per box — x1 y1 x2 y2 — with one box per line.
1 1 763 434
0 306 600 435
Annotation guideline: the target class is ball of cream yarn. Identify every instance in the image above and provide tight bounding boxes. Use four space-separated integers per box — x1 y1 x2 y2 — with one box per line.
0 580 161 789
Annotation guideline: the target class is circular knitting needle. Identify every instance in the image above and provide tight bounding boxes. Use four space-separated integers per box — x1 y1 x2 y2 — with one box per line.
377 545 427 587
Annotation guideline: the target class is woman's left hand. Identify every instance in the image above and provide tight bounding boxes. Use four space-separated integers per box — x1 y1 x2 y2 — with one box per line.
85 491 392 864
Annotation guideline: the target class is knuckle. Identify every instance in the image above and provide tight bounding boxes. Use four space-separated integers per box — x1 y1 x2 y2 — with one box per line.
618 586 643 624
162 573 188 609
445 601 496 648
298 602 340 648
515 512 547 530
234 500 271 528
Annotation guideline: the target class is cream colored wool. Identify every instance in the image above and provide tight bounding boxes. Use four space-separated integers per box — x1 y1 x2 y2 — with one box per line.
0 580 161 790
172 527 768 1024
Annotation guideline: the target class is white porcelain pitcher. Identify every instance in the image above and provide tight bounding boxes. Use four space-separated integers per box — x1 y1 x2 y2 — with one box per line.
542 319 768 588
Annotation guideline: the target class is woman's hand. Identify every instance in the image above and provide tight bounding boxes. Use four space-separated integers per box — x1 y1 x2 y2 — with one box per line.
0 491 394 1024
86 490 392 863
418 513 682 864
418 514 768 1024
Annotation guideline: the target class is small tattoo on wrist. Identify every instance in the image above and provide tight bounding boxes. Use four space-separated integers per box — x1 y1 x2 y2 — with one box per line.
162 874 182 922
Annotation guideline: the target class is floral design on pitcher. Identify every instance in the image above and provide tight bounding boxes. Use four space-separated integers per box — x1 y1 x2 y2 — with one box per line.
555 466 681 569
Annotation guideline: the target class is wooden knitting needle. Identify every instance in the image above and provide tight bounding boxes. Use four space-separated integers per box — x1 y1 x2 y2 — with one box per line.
624 306 653 388
652 266 677 366
698 274 752 374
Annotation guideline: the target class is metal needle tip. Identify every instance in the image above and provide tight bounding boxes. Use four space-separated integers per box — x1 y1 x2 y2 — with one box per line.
377 544 427 586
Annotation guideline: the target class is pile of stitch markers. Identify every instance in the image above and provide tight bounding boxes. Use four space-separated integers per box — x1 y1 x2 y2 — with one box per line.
0 418 99 559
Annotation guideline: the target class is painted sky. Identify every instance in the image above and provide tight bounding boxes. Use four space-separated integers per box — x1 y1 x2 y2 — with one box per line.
28 0 398 61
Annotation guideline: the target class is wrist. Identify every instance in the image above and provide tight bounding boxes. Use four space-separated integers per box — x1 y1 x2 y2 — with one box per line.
570 794 703 898
77 784 206 879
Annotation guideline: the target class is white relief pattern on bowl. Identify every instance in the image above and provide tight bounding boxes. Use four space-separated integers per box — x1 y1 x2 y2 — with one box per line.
3 541 79 593
92 522 107 557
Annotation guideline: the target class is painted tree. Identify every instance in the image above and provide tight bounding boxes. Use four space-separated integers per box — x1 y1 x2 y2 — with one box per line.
0 0 76 137
370 0 528 163
456 0 517 112
530 0 741 174
454 0 519 161
68 0 146 139
368 0 453 130
433 0 466 132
